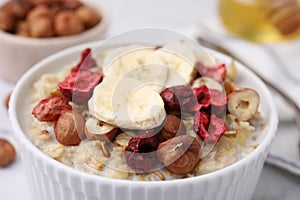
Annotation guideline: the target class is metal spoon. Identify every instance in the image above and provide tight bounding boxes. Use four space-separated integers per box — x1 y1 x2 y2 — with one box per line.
197 37 300 147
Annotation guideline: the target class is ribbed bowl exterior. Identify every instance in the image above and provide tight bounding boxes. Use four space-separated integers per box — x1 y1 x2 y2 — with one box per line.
17 139 270 200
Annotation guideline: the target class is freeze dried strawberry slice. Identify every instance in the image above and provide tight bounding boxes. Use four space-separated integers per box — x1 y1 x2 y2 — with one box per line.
59 70 102 104
193 85 211 108
196 62 226 83
32 96 72 122
193 85 227 116
209 89 227 107
193 112 226 144
209 89 227 117
161 85 199 115
71 48 96 73
125 130 159 172
193 111 209 139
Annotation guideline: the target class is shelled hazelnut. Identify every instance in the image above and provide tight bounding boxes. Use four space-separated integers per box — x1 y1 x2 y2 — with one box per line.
29 17 53 37
54 11 83 36
0 139 16 167
16 21 30 36
0 10 15 32
0 0 101 38
75 6 100 28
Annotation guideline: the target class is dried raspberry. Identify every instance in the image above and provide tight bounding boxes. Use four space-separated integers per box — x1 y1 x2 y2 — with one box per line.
125 130 159 172
161 85 199 115
193 85 211 108
193 112 226 144
209 89 227 117
32 96 72 122
193 111 209 138
209 89 227 107
59 70 102 104
196 62 226 83
71 48 96 73
193 85 227 116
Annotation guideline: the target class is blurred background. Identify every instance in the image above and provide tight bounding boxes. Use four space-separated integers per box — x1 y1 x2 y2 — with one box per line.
0 0 300 199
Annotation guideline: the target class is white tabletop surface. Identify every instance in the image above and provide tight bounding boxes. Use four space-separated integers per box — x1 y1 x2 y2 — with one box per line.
1 0 300 200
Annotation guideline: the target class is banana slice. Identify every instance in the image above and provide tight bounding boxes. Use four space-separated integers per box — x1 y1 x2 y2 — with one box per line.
103 45 168 93
162 42 196 65
192 77 224 92
194 50 218 66
227 88 260 121
120 49 168 93
158 42 196 87
89 77 166 130
103 45 143 73
85 117 119 142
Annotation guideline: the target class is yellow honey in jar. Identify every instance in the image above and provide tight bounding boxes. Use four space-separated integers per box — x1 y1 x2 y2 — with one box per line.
219 0 300 43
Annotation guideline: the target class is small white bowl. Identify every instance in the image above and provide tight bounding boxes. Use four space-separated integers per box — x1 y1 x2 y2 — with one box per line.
9 30 278 200
0 0 109 82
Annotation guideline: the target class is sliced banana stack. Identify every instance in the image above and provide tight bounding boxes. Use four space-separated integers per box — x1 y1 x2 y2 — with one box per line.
89 42 204 130
227 88 260 121
89 77 166 130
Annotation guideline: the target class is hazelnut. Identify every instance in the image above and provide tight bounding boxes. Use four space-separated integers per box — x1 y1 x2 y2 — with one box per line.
26 5 52 23
0 139 16 167
0 10 15 32
62 0 83 10
268 4 300 35
75 6 100 28
54 10 83 36
16 21 30 37
159 114 186 141
158 135 201 175
85 117 119 142
28 17 53 38
5 92 11 110
227 88 260 121
28 0 52 6
1 1 30 19
54 110 85 146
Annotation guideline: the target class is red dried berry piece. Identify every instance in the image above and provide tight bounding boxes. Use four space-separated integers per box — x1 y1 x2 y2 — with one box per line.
125 130 159 172
193 111 209 138
32 96 72 122
71 48 96 73
161 85 199 115
193 85 227 116
210 89 227 107
193 112 226 144
59 70 102 104
209 89 227 117
193 85 211 108
196 62 226 83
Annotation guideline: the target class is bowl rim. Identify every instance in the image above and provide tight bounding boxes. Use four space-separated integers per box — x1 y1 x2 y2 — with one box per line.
0 0 110 46
9 40 278 186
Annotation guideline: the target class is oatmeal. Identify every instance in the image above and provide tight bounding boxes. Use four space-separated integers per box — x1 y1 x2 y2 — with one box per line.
28 43 264 180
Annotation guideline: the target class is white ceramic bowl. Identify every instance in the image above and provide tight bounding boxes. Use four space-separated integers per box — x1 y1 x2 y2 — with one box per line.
0 0 109 82
9 31 278 200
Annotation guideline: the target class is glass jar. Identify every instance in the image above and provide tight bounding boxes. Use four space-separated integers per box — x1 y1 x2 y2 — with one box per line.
219 0 300 43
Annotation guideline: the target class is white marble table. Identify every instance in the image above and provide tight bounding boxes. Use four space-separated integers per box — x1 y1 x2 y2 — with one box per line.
0 0 300 199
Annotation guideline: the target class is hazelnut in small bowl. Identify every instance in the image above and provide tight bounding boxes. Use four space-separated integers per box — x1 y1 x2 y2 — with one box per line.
0 0 109 82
